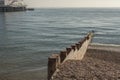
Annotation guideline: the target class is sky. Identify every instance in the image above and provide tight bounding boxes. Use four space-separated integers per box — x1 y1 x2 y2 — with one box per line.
25 0 120 8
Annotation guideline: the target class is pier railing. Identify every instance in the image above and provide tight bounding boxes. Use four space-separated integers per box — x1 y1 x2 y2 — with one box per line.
48 32 94 80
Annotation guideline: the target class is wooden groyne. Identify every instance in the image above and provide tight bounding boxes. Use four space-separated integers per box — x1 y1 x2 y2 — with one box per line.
48 32 94 80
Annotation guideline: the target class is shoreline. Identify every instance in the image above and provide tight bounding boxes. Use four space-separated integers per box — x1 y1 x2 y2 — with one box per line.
91 43 120 47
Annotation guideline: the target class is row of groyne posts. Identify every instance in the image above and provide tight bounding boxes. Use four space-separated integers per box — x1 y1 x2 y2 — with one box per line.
48 31 94 80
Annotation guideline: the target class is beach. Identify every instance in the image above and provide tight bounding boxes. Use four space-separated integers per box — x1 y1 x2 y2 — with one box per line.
52 44 120 80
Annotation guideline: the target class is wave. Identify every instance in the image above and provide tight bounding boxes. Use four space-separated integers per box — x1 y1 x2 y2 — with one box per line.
91 43 120 47
24 66 47 72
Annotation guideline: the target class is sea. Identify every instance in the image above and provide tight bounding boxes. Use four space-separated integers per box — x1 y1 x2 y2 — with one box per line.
0 8 120 80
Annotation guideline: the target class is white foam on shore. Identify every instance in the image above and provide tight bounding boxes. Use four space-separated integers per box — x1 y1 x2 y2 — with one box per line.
91 43 120 47
17 67 47 73
25 67 47 72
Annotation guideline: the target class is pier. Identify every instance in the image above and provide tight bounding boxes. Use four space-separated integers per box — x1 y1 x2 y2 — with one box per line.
0 0 26 12
48 32 120 80
0 6 26 12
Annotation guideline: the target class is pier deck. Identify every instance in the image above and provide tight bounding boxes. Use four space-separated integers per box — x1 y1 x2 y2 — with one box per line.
52 44 120 80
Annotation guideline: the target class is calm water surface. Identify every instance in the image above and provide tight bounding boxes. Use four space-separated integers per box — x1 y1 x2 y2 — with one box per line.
0 8 120 80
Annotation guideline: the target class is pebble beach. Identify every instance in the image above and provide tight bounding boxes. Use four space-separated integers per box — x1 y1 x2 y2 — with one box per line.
52 44 120 80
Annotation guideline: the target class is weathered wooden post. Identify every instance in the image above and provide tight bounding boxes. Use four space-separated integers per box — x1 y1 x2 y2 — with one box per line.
71 45 76 51
76 43 80 50
60 51 67 63
78 41 83 48
66 48 71 55
48 54 60 80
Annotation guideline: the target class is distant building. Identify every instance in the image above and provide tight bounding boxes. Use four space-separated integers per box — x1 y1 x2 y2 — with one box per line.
0 0 26 7
0 0 26 12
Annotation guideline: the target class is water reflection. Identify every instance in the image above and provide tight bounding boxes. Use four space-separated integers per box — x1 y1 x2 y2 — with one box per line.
0 13 8 46
0 13 6 29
